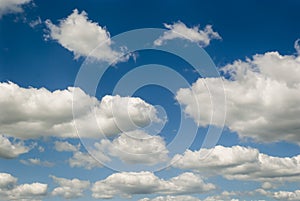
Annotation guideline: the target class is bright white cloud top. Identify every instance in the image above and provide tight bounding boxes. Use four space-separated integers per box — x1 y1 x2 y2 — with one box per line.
0 172 47 201
154 21 221 46
51 175 90 199
92 171 215 199
177 43 300 144
0 82 159 139
172 145 300 182
45 9 127 63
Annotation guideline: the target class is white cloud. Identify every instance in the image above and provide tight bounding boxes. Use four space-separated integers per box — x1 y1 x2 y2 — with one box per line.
256 188 300 201
68 150 107 170
65 130 168 168
45 9 127 63
54 141 79 152
95 130 169 165
29 16 42 28
92 171 215 199
261 182 274 190
50 175 90 199
176 44 300 144
20 158 54 167
0 172 47 201
0 135 30 159
154 21 221 46
273 190 300 201
0 0 31 18
0 82 159 139
0 173 17 189
139 195 201 201
203 191 239 201
172 145 300 182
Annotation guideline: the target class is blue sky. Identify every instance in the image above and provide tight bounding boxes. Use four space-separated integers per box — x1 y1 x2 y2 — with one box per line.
0 1 300 201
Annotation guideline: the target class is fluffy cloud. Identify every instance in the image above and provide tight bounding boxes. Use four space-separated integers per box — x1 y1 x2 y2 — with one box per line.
154 21 221 46
176 45 300 144
20 158 54 167
172 145 300 182
256 188 300 201
68 150 107 170
0 82 159 139
139 195 201 201
203 191 240 201
45 9 127 63
0 172 47 201
0 135 30 159
92 171 215 199
51 175 90 199
67 130 168 169
0 0 31 18
95 130 169 165
54 141 79 152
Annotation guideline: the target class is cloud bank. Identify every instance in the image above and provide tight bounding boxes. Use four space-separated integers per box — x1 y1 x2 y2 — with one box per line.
177 44 300 144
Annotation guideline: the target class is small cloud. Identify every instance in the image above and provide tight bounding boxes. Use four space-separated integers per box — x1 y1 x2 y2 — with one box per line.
44 9 128 63
20 158 54 167
154 21 221 47
29 16 42 28
0 135 30 159
0 0 32 18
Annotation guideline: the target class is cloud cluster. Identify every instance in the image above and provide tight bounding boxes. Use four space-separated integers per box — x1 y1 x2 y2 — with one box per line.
54 141 79 152
92 171 215 199
154 21 221 46
172 145 300 182
51 175 90 199
95 130 169 165
0 0 31 18
0 172 47 201
139 195 201 201
55 129 169 169
68 150 107 170
45 9 127 63
0 82 158 139
177 46 300 144
54 141 106 169
256 188 300 201
0 135 30 159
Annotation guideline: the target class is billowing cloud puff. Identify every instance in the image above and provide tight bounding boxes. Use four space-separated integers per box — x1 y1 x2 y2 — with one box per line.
0 172 47 201
92 171 215 199
176 44 300 144
154 21 221 46
45 9 127 63
0 135 30 159
0 82 159 139
172 145 300 182
95 130 169 165
51 175 90 199
256 188 300 201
